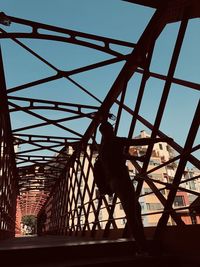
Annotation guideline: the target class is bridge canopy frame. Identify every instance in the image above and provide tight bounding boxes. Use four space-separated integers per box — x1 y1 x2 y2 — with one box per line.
0 0 199 240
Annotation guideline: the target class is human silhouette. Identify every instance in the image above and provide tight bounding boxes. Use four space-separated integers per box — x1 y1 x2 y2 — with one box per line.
98 121 173 253
37 210 47 236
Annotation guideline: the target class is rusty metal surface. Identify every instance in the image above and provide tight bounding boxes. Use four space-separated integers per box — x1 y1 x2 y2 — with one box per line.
0 1 199 239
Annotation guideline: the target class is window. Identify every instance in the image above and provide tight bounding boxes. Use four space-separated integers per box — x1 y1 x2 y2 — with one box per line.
146 203 163 210
174 196 185 207
159 144 163 150
140 203 145 211
189 180 196 190
149 159 160 166
144 188 152 194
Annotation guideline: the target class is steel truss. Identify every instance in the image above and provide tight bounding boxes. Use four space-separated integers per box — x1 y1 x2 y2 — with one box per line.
0 0 199 239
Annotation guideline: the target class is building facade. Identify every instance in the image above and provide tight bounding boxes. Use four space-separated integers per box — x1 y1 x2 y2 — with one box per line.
94 130 200 229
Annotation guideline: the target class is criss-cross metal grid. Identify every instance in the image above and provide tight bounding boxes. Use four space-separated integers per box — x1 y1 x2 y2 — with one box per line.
0 7 137 217
0 0 199 239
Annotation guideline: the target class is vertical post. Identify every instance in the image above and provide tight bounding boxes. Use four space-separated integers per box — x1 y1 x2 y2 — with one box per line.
0 45 18 238
136 16 189 198
155 100 200 238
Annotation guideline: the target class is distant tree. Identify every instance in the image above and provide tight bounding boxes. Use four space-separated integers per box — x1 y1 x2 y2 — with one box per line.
22 215 36 229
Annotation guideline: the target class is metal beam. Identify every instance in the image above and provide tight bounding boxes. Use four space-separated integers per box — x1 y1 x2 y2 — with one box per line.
123 0 160 9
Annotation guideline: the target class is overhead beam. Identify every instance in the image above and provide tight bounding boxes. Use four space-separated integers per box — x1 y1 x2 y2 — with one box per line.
123 0 160 9
124 0 200 22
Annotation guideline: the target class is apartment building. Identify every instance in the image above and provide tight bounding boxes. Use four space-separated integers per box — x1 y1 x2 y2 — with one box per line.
94 130 199 228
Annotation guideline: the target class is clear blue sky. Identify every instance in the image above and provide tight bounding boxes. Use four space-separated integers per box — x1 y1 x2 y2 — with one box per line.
0 1 199 163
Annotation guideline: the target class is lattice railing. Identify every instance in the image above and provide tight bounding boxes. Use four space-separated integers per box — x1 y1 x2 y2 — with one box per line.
38 3 200 239
0 48 18 239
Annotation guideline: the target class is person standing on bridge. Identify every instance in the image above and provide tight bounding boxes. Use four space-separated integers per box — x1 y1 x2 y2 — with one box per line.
98 121 172 253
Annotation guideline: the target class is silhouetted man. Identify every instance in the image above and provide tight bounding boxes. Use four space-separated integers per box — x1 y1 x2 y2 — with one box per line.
99 121 172 253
